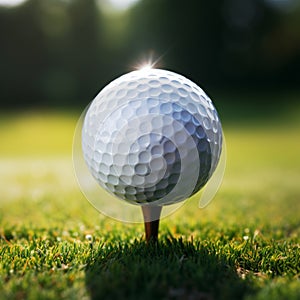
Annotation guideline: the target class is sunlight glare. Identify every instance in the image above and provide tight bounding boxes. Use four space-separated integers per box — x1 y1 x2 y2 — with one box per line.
134 52 163 71
108 0 140 11
139 63 153 71
0 0 27 7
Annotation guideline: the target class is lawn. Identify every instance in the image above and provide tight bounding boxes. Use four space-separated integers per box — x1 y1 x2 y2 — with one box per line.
0 106 299 299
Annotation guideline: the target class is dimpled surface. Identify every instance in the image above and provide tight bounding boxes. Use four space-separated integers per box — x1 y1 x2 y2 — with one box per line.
82 69 222 205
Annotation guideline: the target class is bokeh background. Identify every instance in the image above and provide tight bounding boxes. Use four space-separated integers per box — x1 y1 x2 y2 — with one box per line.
1 0 299 111
1 0 300 225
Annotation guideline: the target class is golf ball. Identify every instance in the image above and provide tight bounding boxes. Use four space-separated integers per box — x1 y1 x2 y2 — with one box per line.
82 68 222 206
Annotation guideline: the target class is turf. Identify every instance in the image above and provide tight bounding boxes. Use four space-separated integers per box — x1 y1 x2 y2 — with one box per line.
0 108 300 300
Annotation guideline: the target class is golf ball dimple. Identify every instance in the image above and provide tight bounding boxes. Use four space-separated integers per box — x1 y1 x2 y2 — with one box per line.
82 68 222 205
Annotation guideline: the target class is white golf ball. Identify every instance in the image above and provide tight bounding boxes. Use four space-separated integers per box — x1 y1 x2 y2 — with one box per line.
82 68 222 206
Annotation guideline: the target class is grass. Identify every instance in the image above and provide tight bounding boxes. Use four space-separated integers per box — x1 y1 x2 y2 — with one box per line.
0 106 300 299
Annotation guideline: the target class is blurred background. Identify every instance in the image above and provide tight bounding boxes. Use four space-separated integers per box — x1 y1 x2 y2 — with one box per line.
0 0 299 113
0 0 300 228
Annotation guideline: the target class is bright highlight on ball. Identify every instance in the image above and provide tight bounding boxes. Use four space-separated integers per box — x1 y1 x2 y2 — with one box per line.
81 68 223 208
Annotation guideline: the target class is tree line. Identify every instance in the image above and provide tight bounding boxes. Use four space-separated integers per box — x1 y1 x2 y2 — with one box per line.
0 0 299 108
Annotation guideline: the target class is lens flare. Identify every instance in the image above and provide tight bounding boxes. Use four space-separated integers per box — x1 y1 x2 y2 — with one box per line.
139 63 153 71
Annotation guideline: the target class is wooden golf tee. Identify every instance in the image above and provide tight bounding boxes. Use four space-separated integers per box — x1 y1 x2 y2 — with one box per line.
142 205 162 243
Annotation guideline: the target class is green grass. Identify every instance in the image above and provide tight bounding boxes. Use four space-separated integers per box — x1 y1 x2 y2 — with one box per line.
0 108 300 299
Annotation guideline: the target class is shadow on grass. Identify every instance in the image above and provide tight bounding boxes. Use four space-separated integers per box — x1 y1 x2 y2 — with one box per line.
85 236 256 300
